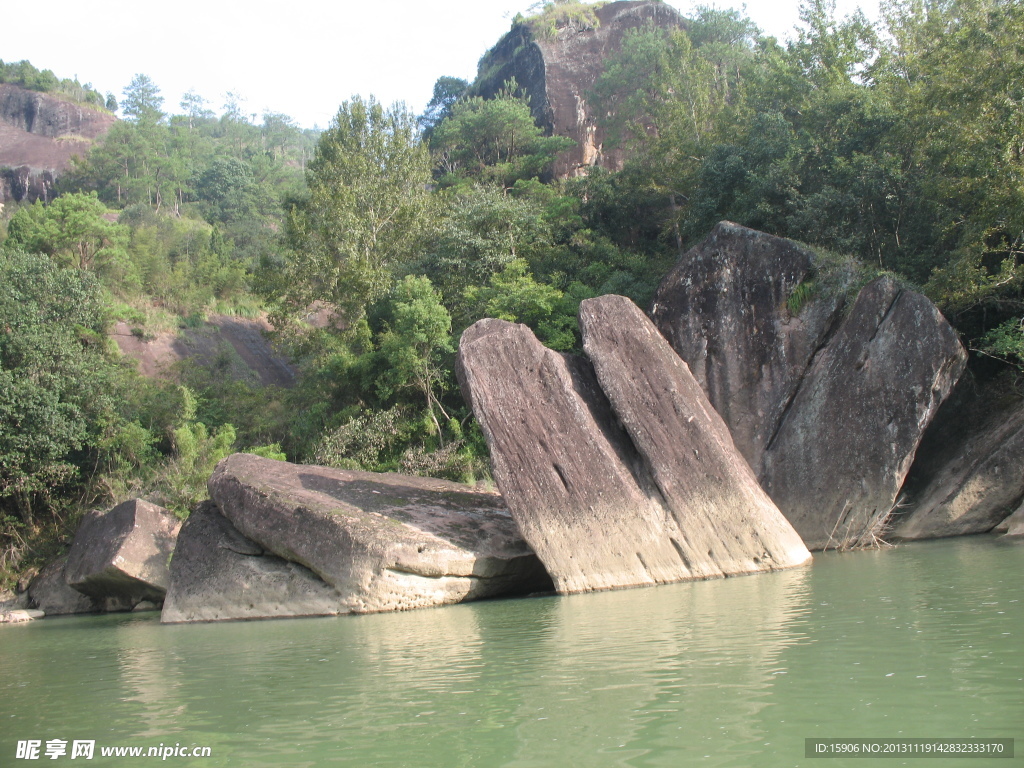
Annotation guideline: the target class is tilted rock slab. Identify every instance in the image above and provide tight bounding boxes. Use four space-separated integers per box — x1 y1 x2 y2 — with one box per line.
456 312 810 594
759 277 967 549
892 386 1024 540
65 499 181 609
162 502 344 623
188 453 550 617
650 221 845 471
580 295 811 577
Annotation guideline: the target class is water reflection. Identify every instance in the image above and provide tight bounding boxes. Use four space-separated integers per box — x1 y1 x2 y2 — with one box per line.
2 537 1022 768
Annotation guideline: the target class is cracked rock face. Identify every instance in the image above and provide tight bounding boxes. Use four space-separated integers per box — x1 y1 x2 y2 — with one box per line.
651 224 967 550
161 454 551 621
64 499 180 608
758 277 967 549
650 221 844 472
456 306 811 594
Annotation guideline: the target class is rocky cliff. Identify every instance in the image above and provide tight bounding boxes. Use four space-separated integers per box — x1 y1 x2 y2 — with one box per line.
473 0 685 178
0 83 115 202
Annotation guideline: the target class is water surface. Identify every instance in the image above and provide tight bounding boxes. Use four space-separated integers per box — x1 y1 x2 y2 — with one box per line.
2 536 1021 766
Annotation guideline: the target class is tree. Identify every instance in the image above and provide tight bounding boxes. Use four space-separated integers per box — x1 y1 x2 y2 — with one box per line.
121 74 165 125
430 82 574 188
376 276 454 440
0 250 118 523
5 192 129 272
278 96 432 321
419 76 469 139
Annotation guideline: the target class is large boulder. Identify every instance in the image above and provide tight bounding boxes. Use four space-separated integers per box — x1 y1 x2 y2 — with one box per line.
162 502 344 623
759 277 966 549
64 499 180 609
650 221 844 470
456 308 810 594
891 378 1024 540
198 454 551 616
579 295 811 576
27 557 96 616
650 223 967 550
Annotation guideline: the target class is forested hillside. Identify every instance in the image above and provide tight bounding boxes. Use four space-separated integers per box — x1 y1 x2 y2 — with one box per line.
1 0 1021 587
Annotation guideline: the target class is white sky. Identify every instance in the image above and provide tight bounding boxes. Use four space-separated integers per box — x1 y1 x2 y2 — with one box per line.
2 0 878 130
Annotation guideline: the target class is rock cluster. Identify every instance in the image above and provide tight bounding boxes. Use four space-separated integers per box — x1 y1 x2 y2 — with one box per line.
161 454 551 622
651 222 967 549
457 297 812 594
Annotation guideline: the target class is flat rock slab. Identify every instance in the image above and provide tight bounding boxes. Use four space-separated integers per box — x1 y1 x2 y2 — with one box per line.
202 454 551 616
65 499 180 606
457 310 810 594
162 502 344 623
760 277 966 549
650 221 844 470
0 609 45 623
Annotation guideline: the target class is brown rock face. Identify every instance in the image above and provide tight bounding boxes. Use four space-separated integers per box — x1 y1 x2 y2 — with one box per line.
161 502 344 623
474 0 685 177
199 454 551 616
0 83 115 202
456 305 811 594
650 221 844 470
892 379 1024 540
650 223 967 550
64 499 181 608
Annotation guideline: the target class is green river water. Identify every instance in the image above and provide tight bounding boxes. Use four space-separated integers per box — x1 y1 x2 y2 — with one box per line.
2 536 1022 767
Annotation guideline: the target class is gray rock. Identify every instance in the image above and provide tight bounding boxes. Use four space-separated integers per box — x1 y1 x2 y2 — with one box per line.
203 454 551 616
0 609 45 623
162 502 344 623
759 277 967 549
27 558 96 616
650 221 845 470
893 383 1024 539
996 503 1024 537
65 499 181 608
456 311 810 594
580 295 812 576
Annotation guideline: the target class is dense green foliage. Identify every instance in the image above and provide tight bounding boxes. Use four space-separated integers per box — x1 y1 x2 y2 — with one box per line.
2 0 1023 585
0 59 108 108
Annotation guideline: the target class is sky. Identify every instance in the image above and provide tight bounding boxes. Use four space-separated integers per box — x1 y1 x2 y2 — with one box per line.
3 0 879 130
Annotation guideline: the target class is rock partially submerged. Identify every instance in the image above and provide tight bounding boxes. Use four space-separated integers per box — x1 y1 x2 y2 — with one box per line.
0 609 45 623
581 295 811 577
27 557 96 616
995 503 1024 537
759 277 966 549
65 499 180 610
651 224 966 549
161 453 551 621
892 379 1024 540
456 304 811 594
162 502 344 623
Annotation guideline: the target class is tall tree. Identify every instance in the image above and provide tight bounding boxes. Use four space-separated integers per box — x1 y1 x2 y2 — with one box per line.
277 96 432 322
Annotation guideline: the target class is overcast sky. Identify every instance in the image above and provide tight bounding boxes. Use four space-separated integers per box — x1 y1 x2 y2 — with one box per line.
3 0 878 130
